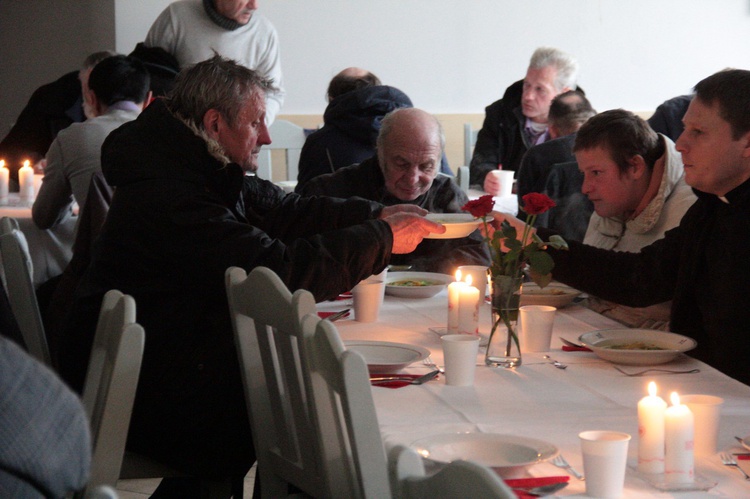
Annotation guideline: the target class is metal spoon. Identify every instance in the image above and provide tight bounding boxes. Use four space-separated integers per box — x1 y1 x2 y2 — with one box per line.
523 481 569 496
543 355 567 369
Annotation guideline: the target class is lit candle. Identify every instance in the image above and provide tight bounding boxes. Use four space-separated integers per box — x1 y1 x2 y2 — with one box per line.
447 270 467 333
665 392 694 484
458 274 480 335
0 160 8 204
18 160 35 204
638 381 666 473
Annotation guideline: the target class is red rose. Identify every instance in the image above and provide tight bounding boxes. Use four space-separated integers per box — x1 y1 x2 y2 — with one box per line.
462 195 495 218
522 193 556 215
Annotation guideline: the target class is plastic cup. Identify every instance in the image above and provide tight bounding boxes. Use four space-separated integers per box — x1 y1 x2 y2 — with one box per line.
441 334 480 386
580 430 631 498
489 170 515 197
458 265 489 298
352 279 385 323
681 394 723 456
519 305 556 352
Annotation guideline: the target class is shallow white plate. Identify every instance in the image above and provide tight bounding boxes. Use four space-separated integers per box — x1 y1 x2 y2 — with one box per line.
344 340 430 374
412 433 558 478
424 213 481 239
520 283 581 308
385 271 454 298
578 329 697 366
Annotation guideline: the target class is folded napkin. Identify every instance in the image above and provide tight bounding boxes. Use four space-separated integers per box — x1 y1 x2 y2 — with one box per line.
369 374 423 389
503 476 569 499
562 345 592 352
736 454 750 460
332 292 352 301
318 310 350 320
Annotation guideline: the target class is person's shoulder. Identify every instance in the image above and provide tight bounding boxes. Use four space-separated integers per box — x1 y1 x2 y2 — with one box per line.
484 79 524 114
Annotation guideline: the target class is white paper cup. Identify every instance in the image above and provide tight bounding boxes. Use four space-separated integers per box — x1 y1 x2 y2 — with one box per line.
441 334 480 386
580 430 631 498
352 279 385 323
457 265 489 298
489 170 514 197
681 394 723 456
519 305 556 352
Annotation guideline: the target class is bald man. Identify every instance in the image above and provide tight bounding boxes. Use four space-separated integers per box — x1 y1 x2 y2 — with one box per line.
300 107 489 273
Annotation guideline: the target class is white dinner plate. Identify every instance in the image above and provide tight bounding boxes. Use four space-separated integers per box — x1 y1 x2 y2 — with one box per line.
411 433 558 478
520 283 581 308
578 329 697 366
344 341 430 374
424 213 481 239
385 271 454 298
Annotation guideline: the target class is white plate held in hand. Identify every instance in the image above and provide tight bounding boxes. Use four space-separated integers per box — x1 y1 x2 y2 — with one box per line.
424 213 481 239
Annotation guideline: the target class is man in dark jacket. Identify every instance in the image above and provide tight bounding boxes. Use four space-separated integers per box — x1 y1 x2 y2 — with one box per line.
57 55 442 495
470 47 580 193
488 69 750 387
300 108 489 274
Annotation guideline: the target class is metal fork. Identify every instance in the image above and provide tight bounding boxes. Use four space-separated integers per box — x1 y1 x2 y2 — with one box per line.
551 454 584 480
423 356 445 374
613 366 700 377
721 452 750 480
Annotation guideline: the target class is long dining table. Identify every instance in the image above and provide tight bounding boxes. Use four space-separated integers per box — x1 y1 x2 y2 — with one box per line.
318 286 750 497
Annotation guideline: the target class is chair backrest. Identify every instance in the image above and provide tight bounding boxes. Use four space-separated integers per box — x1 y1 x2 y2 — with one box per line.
388 445 514 498
79 290 144 495
0 218 51 365
302 315 391 498
463 123 479 167
225 266 326 498
256 120 307 182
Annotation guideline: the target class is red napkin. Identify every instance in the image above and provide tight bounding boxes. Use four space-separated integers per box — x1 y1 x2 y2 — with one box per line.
736 454 750 460
369 374 423 389
562 345 592 352
332 292 352 301
503 476 569 499
317 311 350 320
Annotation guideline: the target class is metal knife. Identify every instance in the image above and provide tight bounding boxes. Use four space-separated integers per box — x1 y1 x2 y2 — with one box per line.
370 370 440 385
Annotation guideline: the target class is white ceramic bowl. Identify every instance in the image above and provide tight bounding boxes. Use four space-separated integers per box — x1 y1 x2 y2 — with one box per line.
385 271 454 298
344 340 430 374
424 213 481 239
520 283 581 308
412 433 558 478
578 328 697 366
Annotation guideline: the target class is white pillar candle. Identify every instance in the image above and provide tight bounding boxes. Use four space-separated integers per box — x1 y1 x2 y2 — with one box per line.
447 270 467 333
0 160 8 204
665 392 694 484
458 274 480 335
18 160 35 204
638 381 666 473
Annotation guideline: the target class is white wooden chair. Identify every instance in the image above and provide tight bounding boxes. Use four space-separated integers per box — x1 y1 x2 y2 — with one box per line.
226 266 325 498
76 290 144 498
463 122 480 166
0 216 51 365
227 266 516 499
256 119 307 182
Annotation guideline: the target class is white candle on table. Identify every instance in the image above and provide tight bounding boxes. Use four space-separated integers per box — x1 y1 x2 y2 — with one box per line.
18 160 35 203
638 381 666 473
458 274 480 335
447 270 467 333
0 160 8 204
665 392 694 484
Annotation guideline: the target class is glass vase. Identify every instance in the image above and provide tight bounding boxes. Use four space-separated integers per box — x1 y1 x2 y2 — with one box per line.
485 275 523 368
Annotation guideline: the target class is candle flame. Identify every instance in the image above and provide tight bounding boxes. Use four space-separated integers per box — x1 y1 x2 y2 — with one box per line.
465 274 473 286
670 391 680 406
0 160 4 169
648 381 657 397
23 160 30 169
455 269 462 282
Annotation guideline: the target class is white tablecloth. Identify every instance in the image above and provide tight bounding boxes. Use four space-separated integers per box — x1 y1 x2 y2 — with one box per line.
0 194 76 287
318 290 750 497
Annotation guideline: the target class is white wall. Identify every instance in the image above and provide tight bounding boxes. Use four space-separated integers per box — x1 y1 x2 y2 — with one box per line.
115 0 750 115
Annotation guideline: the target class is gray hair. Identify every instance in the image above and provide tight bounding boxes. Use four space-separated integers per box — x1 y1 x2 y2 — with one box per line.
166 54 275 130
377 108 445 153
529 47 579 91
80 50 117 78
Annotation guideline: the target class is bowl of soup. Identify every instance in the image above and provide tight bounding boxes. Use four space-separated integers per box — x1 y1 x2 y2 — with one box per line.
578 329 697 365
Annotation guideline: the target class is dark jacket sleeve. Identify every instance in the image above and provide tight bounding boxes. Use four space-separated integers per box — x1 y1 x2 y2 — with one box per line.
470 99 505 186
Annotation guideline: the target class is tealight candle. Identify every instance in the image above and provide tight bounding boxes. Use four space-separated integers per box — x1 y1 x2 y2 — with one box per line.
665 392 694 484
447 270 467 333
458 274 480 335
18 160 35 204
638 381 666 473
0 160 8 204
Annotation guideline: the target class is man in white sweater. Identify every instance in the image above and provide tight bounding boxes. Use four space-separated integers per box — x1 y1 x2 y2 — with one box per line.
145 0 284 123
575 109 697 329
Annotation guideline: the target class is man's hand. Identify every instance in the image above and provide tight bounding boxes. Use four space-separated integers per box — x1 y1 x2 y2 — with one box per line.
384 213 446 254
379 204 428 219
483 172 502 196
